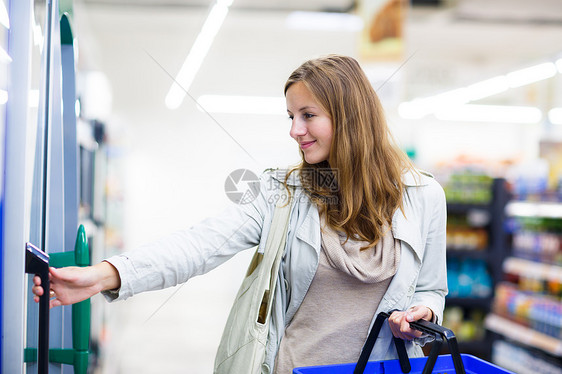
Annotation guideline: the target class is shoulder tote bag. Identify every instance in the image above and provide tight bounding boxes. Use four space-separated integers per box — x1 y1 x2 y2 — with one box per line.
214 189 294 374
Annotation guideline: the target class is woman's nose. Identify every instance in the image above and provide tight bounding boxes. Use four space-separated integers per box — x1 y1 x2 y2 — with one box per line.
289 119 306 140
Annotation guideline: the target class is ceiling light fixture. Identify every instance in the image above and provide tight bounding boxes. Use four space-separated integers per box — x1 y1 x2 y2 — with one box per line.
398 88 471 119
548 108 562 125
435 104 542 124
165 0 233 110
285 11 363 32
505 62 557 88
465 75 509 101
399 60 559 120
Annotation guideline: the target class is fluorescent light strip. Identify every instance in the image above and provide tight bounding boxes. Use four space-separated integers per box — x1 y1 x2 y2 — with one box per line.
285 11 363 31
197 95 286 115
398 88 472 120
165 0 233 110
465 75 509 101
399 60 560 120
0 0 9 29
435 104 542 124
549 108 562 125
397 78 512 120
506 62 557 88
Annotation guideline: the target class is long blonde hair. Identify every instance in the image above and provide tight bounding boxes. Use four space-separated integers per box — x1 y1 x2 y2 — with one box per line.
284 55 413 249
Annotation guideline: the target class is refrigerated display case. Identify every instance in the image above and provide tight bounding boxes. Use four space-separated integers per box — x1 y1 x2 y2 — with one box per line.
2 0 95 372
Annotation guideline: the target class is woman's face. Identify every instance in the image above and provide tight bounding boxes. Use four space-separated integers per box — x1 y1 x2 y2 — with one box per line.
286 82 333 165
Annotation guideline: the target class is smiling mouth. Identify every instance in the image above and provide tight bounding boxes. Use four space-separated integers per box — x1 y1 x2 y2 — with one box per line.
300 141 316 149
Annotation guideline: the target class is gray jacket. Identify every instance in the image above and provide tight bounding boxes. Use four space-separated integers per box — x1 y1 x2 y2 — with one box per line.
105 169 447 373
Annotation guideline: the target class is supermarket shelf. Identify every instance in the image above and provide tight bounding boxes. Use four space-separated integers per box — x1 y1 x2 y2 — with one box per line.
446 297 493 310
484 314 562 357
505 200 562 218
443 178 510 361
503 256 562 283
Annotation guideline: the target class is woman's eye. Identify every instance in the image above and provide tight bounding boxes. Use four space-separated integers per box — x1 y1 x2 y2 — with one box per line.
304 113 315 119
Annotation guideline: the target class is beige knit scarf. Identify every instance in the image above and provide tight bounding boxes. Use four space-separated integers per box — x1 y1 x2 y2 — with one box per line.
320 215 401 283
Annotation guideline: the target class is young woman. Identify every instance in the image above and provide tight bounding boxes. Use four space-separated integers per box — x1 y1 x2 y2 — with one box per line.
33 54 447 373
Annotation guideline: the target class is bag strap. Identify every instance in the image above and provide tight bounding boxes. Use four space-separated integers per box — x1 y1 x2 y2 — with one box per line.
354 311 467 374
260 187 294 323
259 186 294 267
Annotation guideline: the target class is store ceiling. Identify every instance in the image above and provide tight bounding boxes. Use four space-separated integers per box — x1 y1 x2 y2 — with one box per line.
402 0 562 98
454 0 562 24
82 0 355 12
75 0 562 108
82 0 562 22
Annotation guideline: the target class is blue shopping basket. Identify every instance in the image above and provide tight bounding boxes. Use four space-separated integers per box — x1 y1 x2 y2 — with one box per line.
293 354 513 374
293 311 514 374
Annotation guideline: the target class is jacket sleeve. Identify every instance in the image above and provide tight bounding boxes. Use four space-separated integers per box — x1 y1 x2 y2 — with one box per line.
102 173 274 302
410 177 448 325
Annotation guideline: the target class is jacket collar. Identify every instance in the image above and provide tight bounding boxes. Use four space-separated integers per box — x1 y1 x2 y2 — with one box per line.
273 167 430 261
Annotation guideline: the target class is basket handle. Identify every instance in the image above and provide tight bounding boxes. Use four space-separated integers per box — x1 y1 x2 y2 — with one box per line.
408 317 466 374
354 311 466 374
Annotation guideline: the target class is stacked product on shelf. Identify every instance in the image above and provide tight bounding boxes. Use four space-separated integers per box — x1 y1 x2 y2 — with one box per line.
447 213 489 251
444 171 494 204
447 258 493 299
493 282 561 339
484 175 562 373
438 169 510 360
508 215 562 265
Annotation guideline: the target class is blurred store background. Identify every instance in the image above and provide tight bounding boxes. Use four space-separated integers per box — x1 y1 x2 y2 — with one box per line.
2 0 562 373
